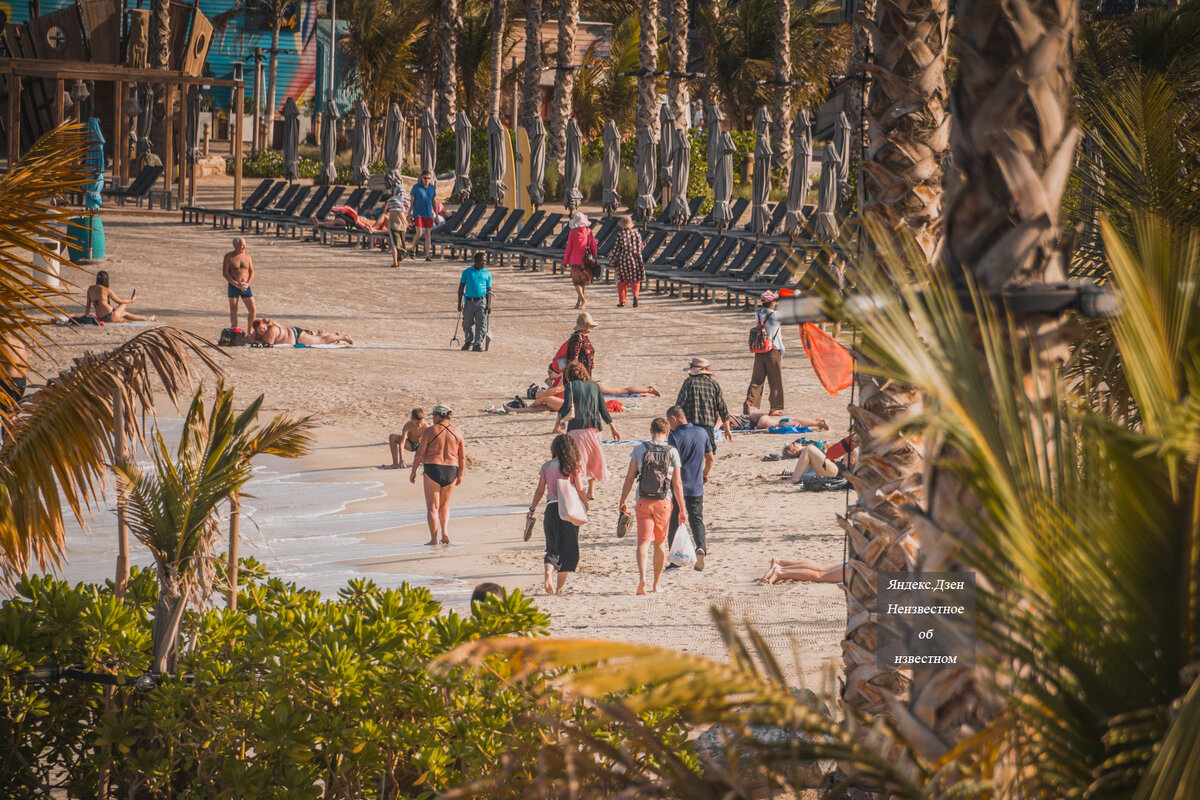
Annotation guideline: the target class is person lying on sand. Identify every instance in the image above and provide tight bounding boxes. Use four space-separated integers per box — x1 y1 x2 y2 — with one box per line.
728 410 829 431
249 318 354 346
85 271 156 323
761 557 845 584
506 369 661 412
382 408 427 469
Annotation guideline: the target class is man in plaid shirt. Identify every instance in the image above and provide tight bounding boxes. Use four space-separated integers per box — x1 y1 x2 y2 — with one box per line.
676 357 734 451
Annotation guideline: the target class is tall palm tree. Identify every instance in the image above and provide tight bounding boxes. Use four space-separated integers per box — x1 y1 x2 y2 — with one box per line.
437 0 462 129
150 0 170 70
212 0 298 148
694 0 724 112
489 0 506 116
666 0 689 126
636 0 660 134
771 0 791 181
839 0 949 720
522 0 543 128
341 0 430 114
114 384 312 672
549 0 579 165
0 125 223 580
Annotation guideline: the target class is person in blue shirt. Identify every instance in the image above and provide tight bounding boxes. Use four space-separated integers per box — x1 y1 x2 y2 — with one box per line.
457 252 492 351
666 405 714 571
410 170 438 260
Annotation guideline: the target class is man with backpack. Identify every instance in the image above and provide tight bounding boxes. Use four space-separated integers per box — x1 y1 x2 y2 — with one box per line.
666 405 713 571
618 417 687 595
745 290 785 415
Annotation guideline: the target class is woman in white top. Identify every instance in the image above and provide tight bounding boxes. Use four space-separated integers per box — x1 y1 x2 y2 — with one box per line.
525 433 588 595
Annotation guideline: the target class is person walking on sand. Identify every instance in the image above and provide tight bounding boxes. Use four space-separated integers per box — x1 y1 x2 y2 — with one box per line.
563 212 598 309
525 433 588 595
618 417 686 595
554 361 621 500
410 170 437 260
383 408 427 469
610 214 645 308
409 404 465 545
85 271 156 323
666 405 712 571
457 252 492 352
222 237 256 331
385 187 411 266
745 290 786 415
676 357 733 452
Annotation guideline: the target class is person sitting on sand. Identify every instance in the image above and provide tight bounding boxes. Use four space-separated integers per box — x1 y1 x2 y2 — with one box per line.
85 271 156 323
383 408 427 469
249 318 354 346
409 404 465 545
782 437 856 484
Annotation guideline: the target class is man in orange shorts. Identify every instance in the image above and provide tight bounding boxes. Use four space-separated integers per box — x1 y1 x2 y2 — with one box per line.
618 417 686 595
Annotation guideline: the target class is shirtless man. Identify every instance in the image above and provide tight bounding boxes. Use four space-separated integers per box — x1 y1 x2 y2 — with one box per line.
222 237 256 331
249 318 354 346
383 408 427 468
85 271 156 323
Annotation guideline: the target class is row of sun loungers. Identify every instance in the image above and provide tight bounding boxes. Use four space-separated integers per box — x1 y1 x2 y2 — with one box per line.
180 185 822 305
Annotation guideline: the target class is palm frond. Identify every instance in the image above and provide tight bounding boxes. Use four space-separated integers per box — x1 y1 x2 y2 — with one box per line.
0 327 224 578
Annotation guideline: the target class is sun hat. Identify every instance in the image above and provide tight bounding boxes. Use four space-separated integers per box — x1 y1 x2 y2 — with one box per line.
569 211 591 229
760 290 778 303
683 357 712 375
617 214 634 229
432 404 452 416
574 312 598 332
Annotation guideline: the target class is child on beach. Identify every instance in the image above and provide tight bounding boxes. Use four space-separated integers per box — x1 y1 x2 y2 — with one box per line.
525 434 589 595
383 408 427 469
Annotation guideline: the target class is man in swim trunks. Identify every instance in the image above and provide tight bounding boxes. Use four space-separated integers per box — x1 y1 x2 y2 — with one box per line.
384 408 427 468
249 318 354 346
410 170 437 260
222 237 256 331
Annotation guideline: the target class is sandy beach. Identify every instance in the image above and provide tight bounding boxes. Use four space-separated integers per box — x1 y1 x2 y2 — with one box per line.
30 199 850 688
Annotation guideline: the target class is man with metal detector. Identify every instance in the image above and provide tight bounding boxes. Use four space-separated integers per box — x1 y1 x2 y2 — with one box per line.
457 252 493 352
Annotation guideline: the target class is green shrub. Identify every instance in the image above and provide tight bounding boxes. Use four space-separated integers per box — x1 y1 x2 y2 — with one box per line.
0 565 688 798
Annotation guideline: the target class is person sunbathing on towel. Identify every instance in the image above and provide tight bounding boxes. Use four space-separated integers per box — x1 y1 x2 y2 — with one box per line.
250 318 354 346
507 369 660 412
762 534 917 585
728 410 829 431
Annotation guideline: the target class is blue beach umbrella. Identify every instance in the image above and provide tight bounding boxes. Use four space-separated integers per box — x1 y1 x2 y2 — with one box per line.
83 117 106 210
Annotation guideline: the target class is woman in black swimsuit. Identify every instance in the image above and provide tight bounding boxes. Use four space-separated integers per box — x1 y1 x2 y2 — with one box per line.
409 405 466 545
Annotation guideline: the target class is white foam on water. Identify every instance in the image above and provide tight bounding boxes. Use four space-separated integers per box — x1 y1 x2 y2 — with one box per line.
31 419 524 599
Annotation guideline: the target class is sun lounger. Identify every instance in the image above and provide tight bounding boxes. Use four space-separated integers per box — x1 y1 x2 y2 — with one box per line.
431 203 490 255
225 184 302 230
650 236 741 294
698 196 749 231
182 178 273 224
265 185 328 236
247 185 311 232
442 206 509 257
102 164 164 207
273 186 344 238
638 232 706 284
720 248 809 306
214 181 286 229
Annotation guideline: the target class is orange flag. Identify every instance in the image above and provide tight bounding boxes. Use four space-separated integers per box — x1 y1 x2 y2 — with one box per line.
800 322 853 395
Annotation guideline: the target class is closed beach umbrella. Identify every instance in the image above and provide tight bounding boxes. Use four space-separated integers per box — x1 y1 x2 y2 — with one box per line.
785 108 812 236
658 103 675 196
320 100 339 184
281 97 300 183
564 119 583 212
815 141 840 241
754 106 771 139
834 110 851 192
383 103 405 192
601 119 620 215
666 126 690 226
526 115 547 208
350 100 372 186
453 110 472 199
750 116 773 236
704 103 724 190
135 83 155 163
634 125 657 223
83 116 106 210
711 131 734 232
420 107 437 175
487 114 508 205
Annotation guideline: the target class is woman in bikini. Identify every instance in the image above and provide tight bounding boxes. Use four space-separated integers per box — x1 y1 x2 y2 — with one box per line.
250 318 354 346
384 408 427 469
508 368 661 413
85 271 156 323
409 404 466 545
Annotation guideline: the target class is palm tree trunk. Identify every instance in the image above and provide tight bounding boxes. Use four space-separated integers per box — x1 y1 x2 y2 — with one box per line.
437 0 461 130
549 0 578 166
771 0 792 181
489 0 506 117
149 0 170 70
695 0 723 111
898 0 1079 761
637 0 660 135
151 575 187 673
265 22 281 149
666 0 688 126
522 0 543 128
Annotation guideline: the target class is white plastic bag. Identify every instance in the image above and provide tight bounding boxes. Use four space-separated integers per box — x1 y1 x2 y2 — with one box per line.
668 523 697 568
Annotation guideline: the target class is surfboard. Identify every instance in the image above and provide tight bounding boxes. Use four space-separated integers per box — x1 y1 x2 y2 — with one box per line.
517 127 532 210
502 127 518 211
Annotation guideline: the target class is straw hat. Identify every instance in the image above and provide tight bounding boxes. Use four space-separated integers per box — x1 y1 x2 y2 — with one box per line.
432 403 453 416
760 290 778 304
683 357 712 376
574 312 598 332
569 211 591 229
617 214 634 229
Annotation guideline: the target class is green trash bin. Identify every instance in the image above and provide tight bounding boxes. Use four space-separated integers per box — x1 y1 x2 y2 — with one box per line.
67 215 106 263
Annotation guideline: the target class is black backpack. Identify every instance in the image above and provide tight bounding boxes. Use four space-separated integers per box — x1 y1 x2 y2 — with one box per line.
217 328 246 347
638 442 672 500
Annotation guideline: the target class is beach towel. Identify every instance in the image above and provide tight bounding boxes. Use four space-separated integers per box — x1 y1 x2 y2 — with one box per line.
800 322 853 395
767 425 812 435
605 398 625 413
293 343 352 349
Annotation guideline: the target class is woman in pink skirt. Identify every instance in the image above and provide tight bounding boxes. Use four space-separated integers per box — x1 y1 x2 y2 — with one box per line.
553 361 621 499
